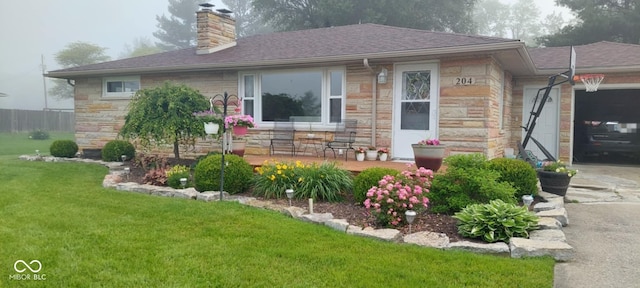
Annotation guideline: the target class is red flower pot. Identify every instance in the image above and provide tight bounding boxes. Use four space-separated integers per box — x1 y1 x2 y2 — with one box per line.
233 126 248 136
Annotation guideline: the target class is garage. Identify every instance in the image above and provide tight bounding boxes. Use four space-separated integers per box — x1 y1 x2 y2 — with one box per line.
573 89 640 164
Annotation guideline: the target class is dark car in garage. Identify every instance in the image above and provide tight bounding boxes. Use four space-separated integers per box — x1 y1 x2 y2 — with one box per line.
574 120 640 161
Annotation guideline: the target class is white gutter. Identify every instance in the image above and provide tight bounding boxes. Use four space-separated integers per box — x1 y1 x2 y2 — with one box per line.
47 42 531 78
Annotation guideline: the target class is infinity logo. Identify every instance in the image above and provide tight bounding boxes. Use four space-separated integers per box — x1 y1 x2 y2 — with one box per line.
14 260 42 273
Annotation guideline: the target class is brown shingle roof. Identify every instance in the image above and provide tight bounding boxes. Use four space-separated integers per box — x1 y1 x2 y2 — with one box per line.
49 23 518 77
529 41 640 71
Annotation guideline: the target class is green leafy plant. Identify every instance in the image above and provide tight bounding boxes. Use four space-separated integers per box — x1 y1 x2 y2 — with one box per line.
133 153 167 172
49 140 78 158
253 160 352 202
453 199 539 243
353 167 400 204
489 158 538 198
166 165 191 189
364 167 433 227
28 130 50 140
444 153 489 170
428 167 516 214
194 154 253 194
102 140 136 162
294 162 352 202
541 160 578 177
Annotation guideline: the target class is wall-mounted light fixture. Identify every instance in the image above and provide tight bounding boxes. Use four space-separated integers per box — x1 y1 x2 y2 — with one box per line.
377 68 388 84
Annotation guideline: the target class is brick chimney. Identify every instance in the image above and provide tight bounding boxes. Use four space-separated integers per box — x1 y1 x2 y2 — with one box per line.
196 4 236 55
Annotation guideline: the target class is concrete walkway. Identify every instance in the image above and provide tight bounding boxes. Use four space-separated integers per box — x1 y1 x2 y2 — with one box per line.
554 163 640 288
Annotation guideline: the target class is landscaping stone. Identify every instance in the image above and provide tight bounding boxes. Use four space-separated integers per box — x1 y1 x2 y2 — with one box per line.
151 188 175 197
536 208 569 226
403 231 450 248
102 174 121 188
174 188 199 199
537 191 564 200
196 191 229 202
529 229 566 242
325 219 350 232
537 217 562 230
509 237 574 261
347 226 402 242
446 241 510 255
283 206 307 219
300 213 333 224
533 201 562 212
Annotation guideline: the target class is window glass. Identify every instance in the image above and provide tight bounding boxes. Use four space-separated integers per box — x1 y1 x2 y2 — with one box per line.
330 99 342 123
124 81 139 92
244 75 254 99
401 102 429 130
261 71 322 122
244 100 254 118
330 71 342 96
107 81 123 93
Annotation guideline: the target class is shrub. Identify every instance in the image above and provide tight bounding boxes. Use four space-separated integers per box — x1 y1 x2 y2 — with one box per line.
489 158 538 198
194 154 253 194
143 168 169 186
102 140 136 162
29 130 50 140
428 167 516 214
253 160 353 202
294 162 352 202
166 165 191 189
453 199 539 243
353 167 400 204
444 153 489 170
364 167 433 227
133 153 166 172
49 140 78 158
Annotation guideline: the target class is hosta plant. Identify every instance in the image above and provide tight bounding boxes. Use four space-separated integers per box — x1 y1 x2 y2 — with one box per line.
453 199 539 243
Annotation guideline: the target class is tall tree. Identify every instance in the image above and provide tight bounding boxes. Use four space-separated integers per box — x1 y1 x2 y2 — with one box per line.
539 0 640 46
49 41 111 99
508 0 541 45
119 82 210 159
222 0 273 37
251 0 478 34
119 37 163 59
154 0 200 51
473 0 510 37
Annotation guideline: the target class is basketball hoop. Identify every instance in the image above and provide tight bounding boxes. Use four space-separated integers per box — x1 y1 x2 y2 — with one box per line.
573 74 605 92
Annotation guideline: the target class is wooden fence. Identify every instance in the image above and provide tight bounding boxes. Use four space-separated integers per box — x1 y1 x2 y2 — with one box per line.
0 109 75 132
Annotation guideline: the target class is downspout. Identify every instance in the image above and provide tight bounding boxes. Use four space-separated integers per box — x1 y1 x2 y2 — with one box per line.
363 58 377 147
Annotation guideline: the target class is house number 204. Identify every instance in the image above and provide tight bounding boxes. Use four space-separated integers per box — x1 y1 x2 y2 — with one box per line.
455 77 474 85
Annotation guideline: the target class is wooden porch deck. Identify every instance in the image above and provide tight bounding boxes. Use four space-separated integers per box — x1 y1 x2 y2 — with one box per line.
243 154 413 174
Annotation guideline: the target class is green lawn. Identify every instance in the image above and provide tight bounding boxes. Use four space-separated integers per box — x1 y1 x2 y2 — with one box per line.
0 133 555 287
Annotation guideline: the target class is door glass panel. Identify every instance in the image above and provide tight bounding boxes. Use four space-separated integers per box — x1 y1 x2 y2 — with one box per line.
401 102 429 130
403 71 431 100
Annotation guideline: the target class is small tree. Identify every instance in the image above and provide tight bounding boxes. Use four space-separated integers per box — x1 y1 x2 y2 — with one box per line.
119 82 209 158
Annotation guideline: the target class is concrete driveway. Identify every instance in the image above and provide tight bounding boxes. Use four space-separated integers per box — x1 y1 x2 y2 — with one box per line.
553 163 640 288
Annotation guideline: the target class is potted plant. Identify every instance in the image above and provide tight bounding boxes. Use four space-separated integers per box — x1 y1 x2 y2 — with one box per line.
411 138 445 172
537 160 578 196
378 147 389 161
224 114 256 136
193 110 223 136
365 146 378 161
355 147 366 161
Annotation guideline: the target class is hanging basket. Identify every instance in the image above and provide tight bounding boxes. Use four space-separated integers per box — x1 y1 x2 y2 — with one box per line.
204 122 220 135
411 144 446 172
233 126 248 136
537 169 571 196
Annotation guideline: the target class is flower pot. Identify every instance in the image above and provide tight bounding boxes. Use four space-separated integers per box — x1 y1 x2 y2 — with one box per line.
233 126 248 136
411 144 446 172
231 140 246 157
204 122 220 135
379 153 388 161
537 169 571 196
355 153 365 161
365 150 378 161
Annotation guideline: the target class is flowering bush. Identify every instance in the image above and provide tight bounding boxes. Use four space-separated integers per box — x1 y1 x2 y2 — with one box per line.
224 114 256 128
355 147 366 154
377 147 389 155
541 160 578 177
416 138 440 145
364 166 433 227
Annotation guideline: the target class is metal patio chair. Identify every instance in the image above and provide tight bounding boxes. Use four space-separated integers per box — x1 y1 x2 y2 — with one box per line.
323 119 357 161
269 120 296 156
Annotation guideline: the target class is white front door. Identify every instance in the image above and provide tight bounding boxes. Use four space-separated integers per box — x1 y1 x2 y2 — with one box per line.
392 63 439 159
522 87 560 160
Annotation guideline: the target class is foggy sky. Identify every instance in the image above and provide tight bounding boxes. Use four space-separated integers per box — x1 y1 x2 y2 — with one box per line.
0 0 567 111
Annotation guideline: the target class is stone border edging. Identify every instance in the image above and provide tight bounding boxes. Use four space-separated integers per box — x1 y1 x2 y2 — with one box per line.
18 155 574 261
